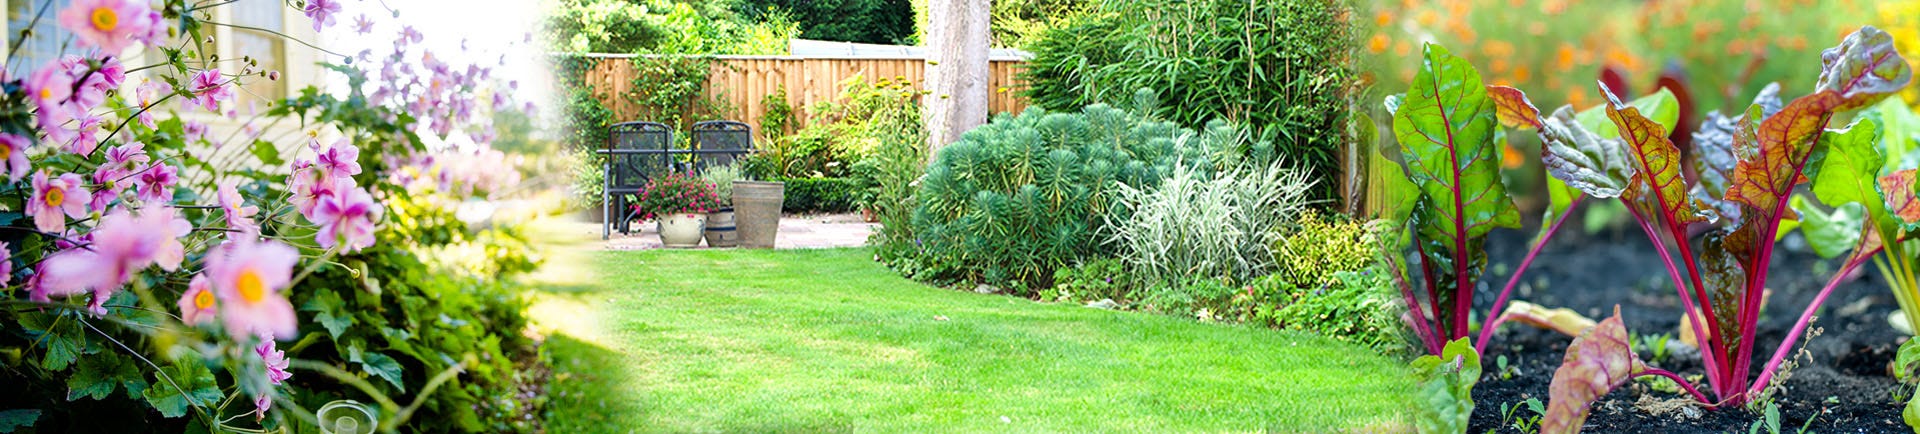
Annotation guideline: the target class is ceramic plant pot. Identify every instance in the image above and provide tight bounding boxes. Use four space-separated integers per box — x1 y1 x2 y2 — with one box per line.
657 213 708 248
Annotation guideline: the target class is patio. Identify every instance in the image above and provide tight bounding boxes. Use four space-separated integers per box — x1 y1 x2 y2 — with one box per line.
586 213 877 250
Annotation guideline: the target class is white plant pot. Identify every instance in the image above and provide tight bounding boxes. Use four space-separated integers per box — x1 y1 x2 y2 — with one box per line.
657 213 708 248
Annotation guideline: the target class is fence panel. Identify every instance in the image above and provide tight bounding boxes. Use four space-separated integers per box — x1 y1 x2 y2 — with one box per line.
579 55 1028 136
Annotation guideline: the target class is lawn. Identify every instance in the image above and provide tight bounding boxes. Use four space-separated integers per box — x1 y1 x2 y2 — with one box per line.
529 246 1414 432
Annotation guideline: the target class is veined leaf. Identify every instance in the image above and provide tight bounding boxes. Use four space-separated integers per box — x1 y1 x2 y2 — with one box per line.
1697 232 1745 360
1488 85 1543 130
1540 105 1634 198
1880 169 1920 230
1411 338 1480 434
141 360 223 418
1790 195 1866 259
1542 307 1647 434
1808 118 1890 234
1578 88 1681 140
1727 91 1845 221
1696 95 1781 222
1600 83 1710 224
1390 43 1520 249
1814 26 1912 112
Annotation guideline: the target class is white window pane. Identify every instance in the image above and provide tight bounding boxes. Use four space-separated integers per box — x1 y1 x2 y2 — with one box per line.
7 0 77 77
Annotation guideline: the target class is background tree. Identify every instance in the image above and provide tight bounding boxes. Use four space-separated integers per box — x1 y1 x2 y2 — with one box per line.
924 0 992 152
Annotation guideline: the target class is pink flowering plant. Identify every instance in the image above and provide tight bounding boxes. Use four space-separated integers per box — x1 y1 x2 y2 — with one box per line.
631 172 720 220
0 0 544 431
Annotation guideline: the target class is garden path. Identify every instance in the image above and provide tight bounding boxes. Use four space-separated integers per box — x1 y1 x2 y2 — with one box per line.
581 213 877 249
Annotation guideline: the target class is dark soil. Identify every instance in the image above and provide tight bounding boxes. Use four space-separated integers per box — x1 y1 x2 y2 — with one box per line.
1465 225 1912 433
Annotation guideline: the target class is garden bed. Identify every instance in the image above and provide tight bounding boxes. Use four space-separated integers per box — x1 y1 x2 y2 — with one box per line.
1469 227 1909 432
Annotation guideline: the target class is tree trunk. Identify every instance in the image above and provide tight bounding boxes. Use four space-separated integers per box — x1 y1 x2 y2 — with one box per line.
923 0 990 156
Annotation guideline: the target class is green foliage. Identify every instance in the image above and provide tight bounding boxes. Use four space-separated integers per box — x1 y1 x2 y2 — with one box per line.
736 0 914 44
907 101 1214 291
759 86 795 139
1411 338 1480 434
989 0 1094 48
546 0 796 54
291 190 545 433
1107 156 1313 289
1899 338 1920 430
1277 211 1383 289
1041 259 1132 303
1018 0 1356 201
859 87 930 267
627 56 733 132
701 165 743 207
1263 268 1405 354
1493 398 1546 434
776 177 862 213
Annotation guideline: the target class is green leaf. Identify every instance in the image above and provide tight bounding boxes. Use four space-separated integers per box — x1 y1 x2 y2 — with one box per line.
141 360 223 418
1901 338 1920 431
301 289 355 338
1808 118 1890 235
1543 308 1647 434
250 139 284 166
1577 88 1680 139
66 356 140 401
1814 26 1913 112
350 346 406 392
0 409 39 433
1410 338 1480 434
1789 195 1865 259
1389 43 1520 251
1540 105 1633 198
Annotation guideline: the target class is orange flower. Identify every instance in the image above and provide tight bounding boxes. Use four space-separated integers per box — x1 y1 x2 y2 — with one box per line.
1513 65 1532 83
1369 34 1390 54
1555 44 1576 72
1374 11 1394 27
1417 9 1438 26
1501 143 1525 169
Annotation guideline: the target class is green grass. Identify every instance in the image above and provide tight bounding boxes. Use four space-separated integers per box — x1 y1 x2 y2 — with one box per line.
533 248 1413 432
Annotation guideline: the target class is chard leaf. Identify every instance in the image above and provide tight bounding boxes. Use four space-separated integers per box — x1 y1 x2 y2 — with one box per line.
1807 118 1891 235
1541 105 1634 198
1600 83 1711 224
1579 88 1681 140
1815 26 1913 112
1880 169 1920 231
1391 43 1521 252
1411 338 1479 434
1699 230 1747 361
1727 91 1845 222
1542 308 1647 434
1789 195 1866 259
0 410 39 433
1488 85 1543 130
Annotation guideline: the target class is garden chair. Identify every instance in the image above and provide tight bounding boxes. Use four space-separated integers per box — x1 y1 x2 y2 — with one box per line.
603 121 673 239
690 120 753 171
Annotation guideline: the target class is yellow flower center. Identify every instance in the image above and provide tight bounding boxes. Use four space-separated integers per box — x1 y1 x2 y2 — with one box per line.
90 7 118 31
193 289 215 310
44 188 63 207
37 87 51 101
236 269 266 303
0 146 11 161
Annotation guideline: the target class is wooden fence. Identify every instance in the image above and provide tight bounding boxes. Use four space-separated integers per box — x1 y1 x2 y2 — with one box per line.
574 54 1029 135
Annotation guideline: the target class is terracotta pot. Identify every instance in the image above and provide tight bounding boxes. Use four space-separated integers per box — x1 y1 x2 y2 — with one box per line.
861 208 878 223
657 213 708 248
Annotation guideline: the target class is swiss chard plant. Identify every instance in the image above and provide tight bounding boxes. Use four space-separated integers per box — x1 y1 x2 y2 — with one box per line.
1513 26 1914 422
1378 44 1680 356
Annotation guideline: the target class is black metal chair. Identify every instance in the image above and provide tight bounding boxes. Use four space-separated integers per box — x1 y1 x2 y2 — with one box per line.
690 120 754 171
603 121 673 239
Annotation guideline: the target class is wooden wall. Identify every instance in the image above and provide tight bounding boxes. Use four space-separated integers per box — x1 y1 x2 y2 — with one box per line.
577 55 1029 134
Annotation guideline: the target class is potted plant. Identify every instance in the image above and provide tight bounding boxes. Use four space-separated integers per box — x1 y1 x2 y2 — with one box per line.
700 165 742 247
634 172 719 248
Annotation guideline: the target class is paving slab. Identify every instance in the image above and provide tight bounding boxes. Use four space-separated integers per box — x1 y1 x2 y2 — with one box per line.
574 213 877 250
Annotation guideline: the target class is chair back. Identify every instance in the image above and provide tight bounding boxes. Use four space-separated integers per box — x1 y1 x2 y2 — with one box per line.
608 121 672 189
691 120 753 171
